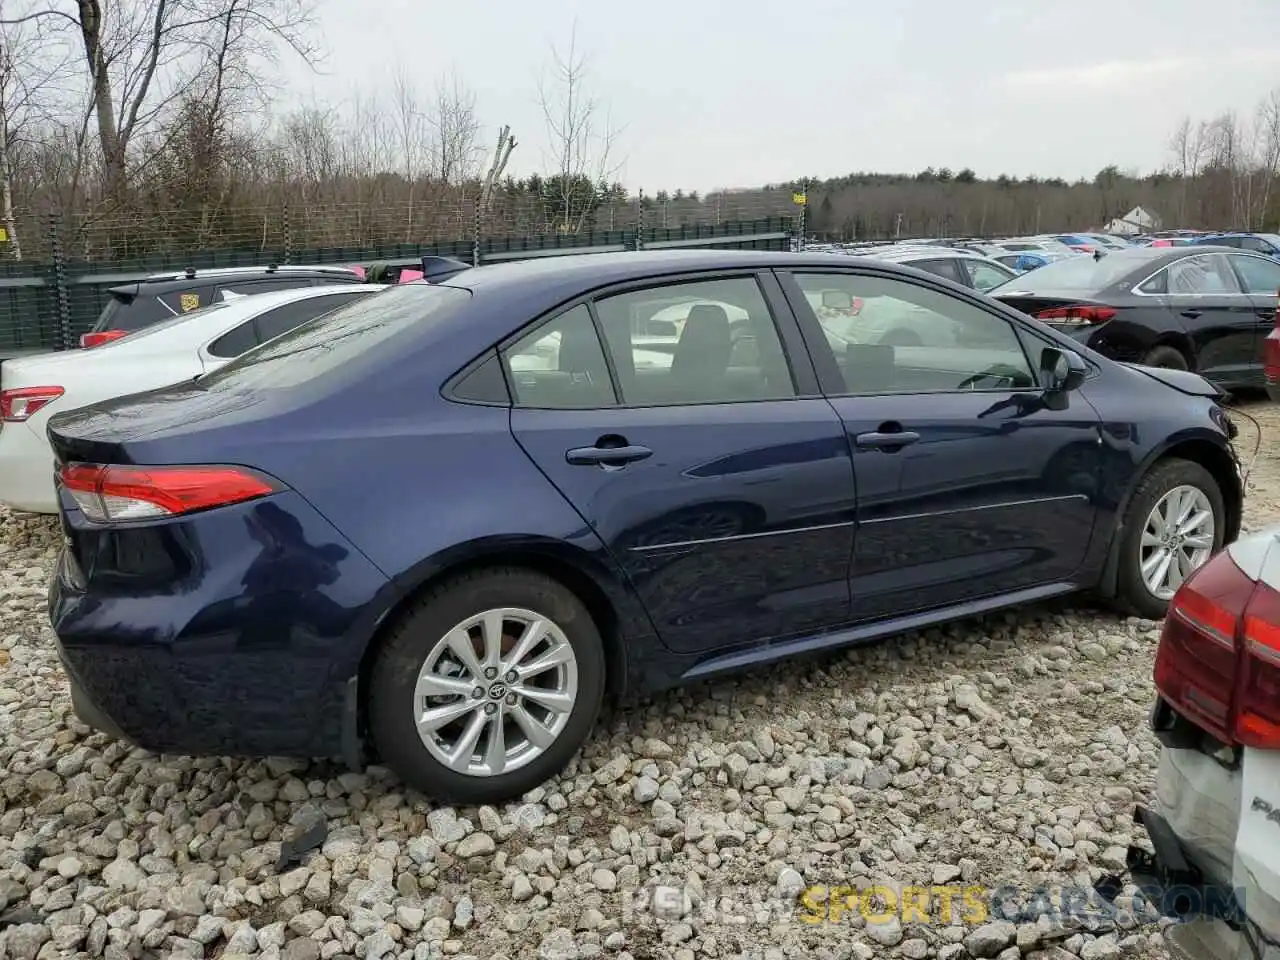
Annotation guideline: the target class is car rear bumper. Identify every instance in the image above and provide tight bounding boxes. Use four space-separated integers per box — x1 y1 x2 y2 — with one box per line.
48 490 392 761
1118 699 1280 960
0 419 58 513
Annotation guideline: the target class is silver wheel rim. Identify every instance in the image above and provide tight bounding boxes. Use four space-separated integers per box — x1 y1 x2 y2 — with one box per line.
1141 484 1216 601
413 607 579 778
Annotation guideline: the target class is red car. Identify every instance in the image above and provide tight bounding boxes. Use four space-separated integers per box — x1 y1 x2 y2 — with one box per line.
1265 295 1280 404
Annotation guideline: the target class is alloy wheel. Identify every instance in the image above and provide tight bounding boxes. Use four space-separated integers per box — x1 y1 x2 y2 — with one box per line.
412 608 579 777
1140 484 1216 601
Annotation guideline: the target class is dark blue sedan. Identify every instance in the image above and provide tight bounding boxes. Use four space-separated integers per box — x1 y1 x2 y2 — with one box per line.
45 250 1244 803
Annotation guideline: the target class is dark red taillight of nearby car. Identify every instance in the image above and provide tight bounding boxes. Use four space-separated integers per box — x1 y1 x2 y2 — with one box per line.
0 385 64 422
1154 549 1280 748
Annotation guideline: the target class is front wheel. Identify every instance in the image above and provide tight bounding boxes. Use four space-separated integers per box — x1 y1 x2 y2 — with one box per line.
1114 458 1225 619
368 568 605 804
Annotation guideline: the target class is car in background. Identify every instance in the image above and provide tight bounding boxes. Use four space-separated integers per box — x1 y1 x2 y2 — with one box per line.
46 249 1242 804
855 244 1020 292
1194 232 1280 259
1050 234 1099 254
1082 234 1132 252
0 284 378 513
991 237 1083 257
1128 528 1280 960
80 264 366 348
993 250 1075 274
992 245 1280 389
1265 295 1280 405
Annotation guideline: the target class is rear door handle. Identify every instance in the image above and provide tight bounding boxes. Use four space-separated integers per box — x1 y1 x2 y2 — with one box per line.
566 444 653 466
1180 309 1202 320
856 430 920 450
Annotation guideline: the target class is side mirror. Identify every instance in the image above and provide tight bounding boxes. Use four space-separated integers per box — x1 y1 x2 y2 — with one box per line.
1041 346 1087 393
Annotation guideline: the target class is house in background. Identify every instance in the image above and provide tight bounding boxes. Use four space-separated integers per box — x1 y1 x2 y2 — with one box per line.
1103 206 1161 236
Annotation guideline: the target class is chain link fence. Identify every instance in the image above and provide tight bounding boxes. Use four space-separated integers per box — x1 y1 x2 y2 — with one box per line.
0 196 798 356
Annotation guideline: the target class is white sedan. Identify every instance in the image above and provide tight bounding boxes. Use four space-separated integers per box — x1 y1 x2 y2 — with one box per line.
0 284 378 513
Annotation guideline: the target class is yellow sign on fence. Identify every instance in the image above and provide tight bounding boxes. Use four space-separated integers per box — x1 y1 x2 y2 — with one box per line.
0 227 8 242
792 192 807 206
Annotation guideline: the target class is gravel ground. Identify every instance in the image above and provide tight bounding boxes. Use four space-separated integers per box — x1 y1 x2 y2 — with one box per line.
2 400 1278 960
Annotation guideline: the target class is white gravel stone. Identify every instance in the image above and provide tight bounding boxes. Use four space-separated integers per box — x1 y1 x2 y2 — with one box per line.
2 403 1276 959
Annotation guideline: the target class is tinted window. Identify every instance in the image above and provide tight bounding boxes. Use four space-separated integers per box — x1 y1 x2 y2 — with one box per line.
448 351 510 405
792 272 1035 394
93 293 182 332
207 320 258 358
254 293 366 343
999 243 1040 252
214 278 315 302
197 284 467 392
592 277 796 405
965 260 1016 293
1229 254 1280 295
502 304 615 409
1001 251 1152 295
1165 254 1240 294
1239 237 1273 254
911 258 965 284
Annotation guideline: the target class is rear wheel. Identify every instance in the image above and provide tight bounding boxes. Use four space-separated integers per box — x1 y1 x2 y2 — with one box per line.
1142 345 1189 371
368 568 605 804
1114 458 1224 619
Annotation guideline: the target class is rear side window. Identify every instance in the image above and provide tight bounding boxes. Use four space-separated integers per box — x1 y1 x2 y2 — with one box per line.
1165 254 1240 294
502 304 615 408
93 294 178 332
911 258 965 284
253 293 366 343
207 320 258 358
197 284 468 391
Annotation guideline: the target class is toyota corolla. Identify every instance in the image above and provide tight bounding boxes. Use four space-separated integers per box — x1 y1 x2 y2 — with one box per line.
47 250 1243 803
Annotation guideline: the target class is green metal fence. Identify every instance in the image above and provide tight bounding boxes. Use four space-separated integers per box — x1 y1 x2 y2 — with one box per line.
0 217 796 358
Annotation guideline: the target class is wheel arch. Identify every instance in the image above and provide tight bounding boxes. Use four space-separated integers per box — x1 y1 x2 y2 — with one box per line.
350 536 641 762
1096 433 1242 598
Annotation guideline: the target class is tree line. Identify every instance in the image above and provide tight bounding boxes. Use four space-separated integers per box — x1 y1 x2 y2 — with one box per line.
1 2 1278 263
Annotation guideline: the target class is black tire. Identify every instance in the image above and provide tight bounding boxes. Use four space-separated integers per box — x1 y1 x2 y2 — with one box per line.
368 567 605 805
1113 458 1225 619
1142 345 1189 371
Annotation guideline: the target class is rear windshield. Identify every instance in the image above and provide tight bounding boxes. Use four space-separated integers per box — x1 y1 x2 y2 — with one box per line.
196 283 469 391
996 252 1149 295
93 293 179 332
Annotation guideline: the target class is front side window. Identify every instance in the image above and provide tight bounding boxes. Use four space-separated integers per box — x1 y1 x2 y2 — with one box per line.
1228 254 1280 295
791 272 1036 394
592 276 796 405
966 260 1016 293
502 304 615 409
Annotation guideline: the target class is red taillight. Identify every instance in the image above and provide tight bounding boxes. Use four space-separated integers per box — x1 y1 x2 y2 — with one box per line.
80 330 128 348
1034 305 1117 325
1154 549 1280 748
0 385 65 422
1264 329 1280 385
57 463 281 522
1239 584 1280 747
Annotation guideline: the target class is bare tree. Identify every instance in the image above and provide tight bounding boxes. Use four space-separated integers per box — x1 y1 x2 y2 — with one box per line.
428 70 481 185
536 27 621 233
2 0 320 199
479 124 516 213
390 65 428 240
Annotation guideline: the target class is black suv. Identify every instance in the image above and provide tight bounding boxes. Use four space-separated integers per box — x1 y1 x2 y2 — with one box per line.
82 264 365 347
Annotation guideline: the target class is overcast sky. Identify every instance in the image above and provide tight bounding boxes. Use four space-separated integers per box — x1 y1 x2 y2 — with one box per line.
281 0 1280 193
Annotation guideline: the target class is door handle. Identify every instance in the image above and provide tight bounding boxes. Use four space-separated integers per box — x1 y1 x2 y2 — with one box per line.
1180 309 1202 320
856 430 920 450
566 443 653 466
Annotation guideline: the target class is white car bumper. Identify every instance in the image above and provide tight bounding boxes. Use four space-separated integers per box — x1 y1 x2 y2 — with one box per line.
1149 739 1280 960
0 419 58 513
